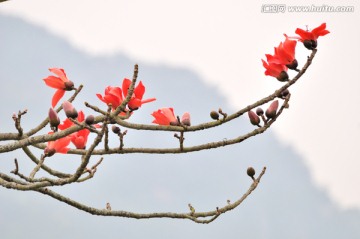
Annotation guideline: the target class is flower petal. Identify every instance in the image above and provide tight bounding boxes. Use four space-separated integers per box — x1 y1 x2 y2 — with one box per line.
151 108 177 125
295 28 314 41
49 68 69 82
77 111 85 122
134 81 145 99
52 89 65 108
161 107 176 122
312 23 330 38
43 76 65 89
53 136 71 153
122 78 131 98
58 118 73 130
141 97 156 105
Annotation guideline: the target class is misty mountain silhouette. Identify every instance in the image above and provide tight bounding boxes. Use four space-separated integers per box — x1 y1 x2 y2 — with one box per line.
0 14 359 239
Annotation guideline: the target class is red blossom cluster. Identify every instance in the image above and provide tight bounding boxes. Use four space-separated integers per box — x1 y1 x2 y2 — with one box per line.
43 70 191 155
251 23 330 126
262 23 329 81
58 111 91 149
44 132 71 157
42 23 329 156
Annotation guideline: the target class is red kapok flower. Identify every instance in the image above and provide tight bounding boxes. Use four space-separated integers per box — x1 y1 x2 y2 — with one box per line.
266 35 298 70
44 133 71 157
97 78 156 115
294 23 330 50
122 78 156 110
151 108 190 126
151 107 178 125
43 68 74 107
71 127 90 150
96 86 123 109
58 111 91 149
262 59 289 82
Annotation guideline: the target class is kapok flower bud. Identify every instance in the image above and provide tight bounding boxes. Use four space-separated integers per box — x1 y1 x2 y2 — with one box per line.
62 101 78 119
247 167 255 179
265 100 279 119
248 110 260 126
210 111 219 120
276 71 289 82
280 89 290 98
181 112 191 126
303 39 317 50
111 125 121 134
85 115 95 125
48 107 60 130
256 108 264 116
64 81 74 91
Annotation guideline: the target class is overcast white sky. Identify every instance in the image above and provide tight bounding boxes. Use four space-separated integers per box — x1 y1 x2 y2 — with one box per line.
1 0 360 209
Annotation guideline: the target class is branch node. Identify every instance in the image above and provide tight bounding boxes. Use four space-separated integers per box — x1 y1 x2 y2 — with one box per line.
188 203 195 215
106 202 112 211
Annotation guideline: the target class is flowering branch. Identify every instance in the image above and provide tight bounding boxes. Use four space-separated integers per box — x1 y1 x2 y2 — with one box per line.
0 23 329 223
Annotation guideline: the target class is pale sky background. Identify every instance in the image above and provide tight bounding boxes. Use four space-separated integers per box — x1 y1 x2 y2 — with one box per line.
1 0 359 209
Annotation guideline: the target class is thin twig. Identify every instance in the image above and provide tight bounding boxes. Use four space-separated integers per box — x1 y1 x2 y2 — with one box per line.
12 109 27 137
22 146 71 178
29 155 46 179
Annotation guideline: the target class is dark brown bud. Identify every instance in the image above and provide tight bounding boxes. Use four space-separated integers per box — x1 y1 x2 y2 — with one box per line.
303 39 317 50
280 89 290 98
64 81 74 91
286 59 298 70
85 115 95 125
276 71 289 82
44 147 56 157
111 125 121 134
210 111 220 120
247 167 255 178
256 108 264 116
248 110 260 126
265 100 279 119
